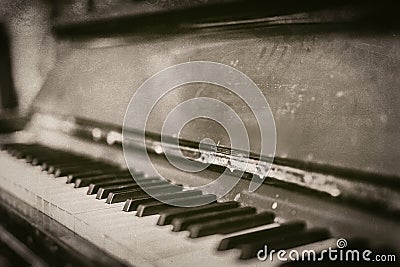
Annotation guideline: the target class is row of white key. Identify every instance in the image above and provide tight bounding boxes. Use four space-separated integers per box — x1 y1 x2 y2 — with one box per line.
0 151 337 267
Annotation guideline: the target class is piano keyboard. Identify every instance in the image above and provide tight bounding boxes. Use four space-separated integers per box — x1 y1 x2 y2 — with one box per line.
0 143 384 266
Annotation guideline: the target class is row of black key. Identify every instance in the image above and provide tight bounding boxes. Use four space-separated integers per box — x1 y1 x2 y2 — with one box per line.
2 143 339 262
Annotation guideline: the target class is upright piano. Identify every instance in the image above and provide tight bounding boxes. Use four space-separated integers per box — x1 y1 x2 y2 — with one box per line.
0 0 399 266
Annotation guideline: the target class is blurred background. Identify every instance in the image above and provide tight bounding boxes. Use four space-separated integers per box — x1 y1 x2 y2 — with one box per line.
0 0 54 117
0 0 216 132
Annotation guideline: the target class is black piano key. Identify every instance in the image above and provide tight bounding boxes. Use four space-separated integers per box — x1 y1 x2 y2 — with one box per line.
136 202 178 217
75 176 133 188
108 191 150 205
123 190 202 211
44 160 101 172
218 221 306 251
96 181 160 199
104 186 162 204
96 181 169 199
46 160 102 172
53 164 117 177
41 156 96 168
141 184 183 198
267 227 331 251
96 184 141 199
136 194 217 217
121 190 202 210
38 154 89 162
87 177 161 194
130 175 158 181
30 155 77 165
49 159 112 173
105 183 185 203
66 169 130 183
157 190 203 201
239 228 331 260
9 151 47 161
188 211 275 238
6 145 53 157
68 171 129 185
43 161 79 171
122 196 154 211
119 187 163 203
157 201 240 226
53 165 101 177
170 194 216 206
5 145 69 162
74 173 135 188
13 151 28 158
172 206 256 232
26 153 71 163
145 184 183 194
13 144 45 153
28 152 88 165
67 170 110 184
54 165 120 177
88 179 140 195
8 148 33 158
0 143 21 150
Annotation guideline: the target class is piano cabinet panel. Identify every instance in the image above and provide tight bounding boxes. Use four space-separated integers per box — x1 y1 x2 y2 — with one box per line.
34 25 400 178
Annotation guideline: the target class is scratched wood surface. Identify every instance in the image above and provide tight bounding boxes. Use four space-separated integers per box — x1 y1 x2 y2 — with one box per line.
34 24 400 177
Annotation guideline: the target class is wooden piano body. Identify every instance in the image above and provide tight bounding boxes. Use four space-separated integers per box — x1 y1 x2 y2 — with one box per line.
1 0 399 266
